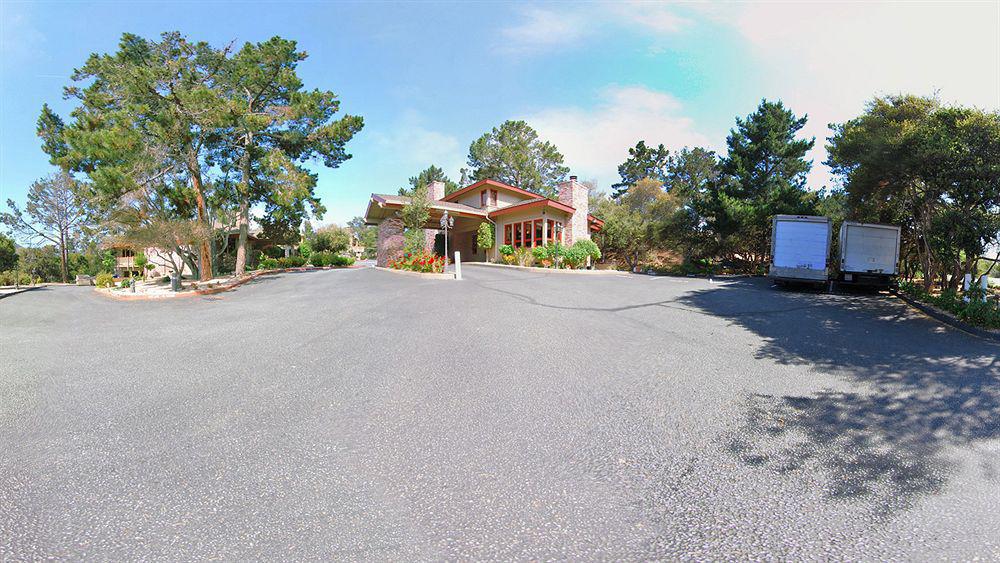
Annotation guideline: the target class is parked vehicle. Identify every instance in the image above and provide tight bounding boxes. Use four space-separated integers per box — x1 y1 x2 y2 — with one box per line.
838 221 901 287
768 215 831 285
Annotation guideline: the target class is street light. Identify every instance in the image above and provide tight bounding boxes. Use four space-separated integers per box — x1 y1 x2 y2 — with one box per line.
440 211 454 264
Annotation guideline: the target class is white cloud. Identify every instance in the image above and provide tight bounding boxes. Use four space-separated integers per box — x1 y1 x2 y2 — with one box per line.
498 2 692 55
610 1 691 33
498 6 590 54
714 2 1000 189
524 85 711 190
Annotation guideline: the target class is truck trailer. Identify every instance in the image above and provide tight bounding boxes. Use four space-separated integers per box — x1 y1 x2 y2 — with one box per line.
768 215 831 285
838 221 901 287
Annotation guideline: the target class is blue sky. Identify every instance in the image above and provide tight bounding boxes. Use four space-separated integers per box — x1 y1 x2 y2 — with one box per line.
2 1 998 228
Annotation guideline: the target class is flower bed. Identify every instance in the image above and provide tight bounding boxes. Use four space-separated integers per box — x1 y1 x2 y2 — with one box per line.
388 251 447 274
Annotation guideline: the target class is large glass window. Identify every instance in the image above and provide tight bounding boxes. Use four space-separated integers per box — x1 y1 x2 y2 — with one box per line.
534 220 543 246
504 224 512 245
513 222 522 247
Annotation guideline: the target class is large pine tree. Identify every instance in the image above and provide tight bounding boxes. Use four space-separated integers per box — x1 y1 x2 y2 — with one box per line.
708 99 817 266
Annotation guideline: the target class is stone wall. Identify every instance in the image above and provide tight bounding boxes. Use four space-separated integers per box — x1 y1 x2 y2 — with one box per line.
424 181 445 252
376 216 405 267
557 177 590 245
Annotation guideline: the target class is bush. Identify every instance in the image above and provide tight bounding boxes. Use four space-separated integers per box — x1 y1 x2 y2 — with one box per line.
532 245 549 263
259 257 279 270
388 251 446 273
95 272 115 288
572 239 601 261
899 281 1000 329
513 247 534 267
0 270 32 286
330 254 355 267
262 246 285 259
499 244 514 256
277 256 306 268
309 251 331 267
563 245 589 269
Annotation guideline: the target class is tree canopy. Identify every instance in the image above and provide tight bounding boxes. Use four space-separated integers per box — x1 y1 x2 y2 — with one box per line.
467 120 569 197
612 141 671 197
827 95 1000 288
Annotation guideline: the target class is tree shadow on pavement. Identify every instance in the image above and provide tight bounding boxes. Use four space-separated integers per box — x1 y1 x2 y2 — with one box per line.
679 279 1000 515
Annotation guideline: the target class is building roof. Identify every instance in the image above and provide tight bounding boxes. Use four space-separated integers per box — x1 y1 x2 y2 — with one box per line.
441 178 542 203
364 193 488 225
487 197 576 218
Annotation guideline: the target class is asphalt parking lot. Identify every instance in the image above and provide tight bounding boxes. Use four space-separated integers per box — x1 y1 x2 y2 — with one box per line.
1 265 998 560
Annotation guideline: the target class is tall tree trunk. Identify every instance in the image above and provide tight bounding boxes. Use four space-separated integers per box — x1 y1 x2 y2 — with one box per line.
58 230 68 283
234 133 253 276
187 151 213 281
234 195 250 276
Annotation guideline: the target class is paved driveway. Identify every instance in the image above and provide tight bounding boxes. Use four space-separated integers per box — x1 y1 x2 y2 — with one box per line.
1 266 997 560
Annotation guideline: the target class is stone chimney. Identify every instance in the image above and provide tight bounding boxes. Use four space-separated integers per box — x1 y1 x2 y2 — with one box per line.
424 181 445 253
557 175 589 245
426 181 445 203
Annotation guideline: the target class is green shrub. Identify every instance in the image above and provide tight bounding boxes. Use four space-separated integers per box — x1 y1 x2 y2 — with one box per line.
572 239 601 261
0 270 32 286
262 246 285 259
500 244 514 256
899 281 1000 329
532 245 549 263
277 256 306 268
95 272 115 288
330 254 355 267
259 257 279 270
309 251 330 267
563 245 589 269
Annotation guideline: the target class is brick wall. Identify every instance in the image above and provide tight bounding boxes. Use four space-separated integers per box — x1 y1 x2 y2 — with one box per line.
376 216 405 266
557 177 590 245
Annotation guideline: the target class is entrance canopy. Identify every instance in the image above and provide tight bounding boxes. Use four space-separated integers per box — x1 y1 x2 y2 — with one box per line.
364 194 488 231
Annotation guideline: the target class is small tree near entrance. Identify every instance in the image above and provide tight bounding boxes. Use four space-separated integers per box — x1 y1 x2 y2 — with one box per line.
476 222 494 260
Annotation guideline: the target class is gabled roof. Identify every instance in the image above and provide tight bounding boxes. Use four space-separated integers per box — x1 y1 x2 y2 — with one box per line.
487 197 576 218
441 179 542 203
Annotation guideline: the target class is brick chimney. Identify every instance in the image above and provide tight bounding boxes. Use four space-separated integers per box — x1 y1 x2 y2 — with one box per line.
426 181 445 203
557 175 589 244
424 181 445 253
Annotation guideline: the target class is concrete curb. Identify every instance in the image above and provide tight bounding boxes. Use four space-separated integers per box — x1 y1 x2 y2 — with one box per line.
0 286 45 300
373 266 455 280
95 265 363 301
465 262 630 277
892 289 1000 343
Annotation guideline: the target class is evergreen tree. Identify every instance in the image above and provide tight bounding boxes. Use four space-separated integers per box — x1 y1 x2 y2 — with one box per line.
467 120 569 197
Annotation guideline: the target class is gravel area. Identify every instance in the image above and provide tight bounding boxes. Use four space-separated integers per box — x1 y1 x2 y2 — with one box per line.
1 266 998 560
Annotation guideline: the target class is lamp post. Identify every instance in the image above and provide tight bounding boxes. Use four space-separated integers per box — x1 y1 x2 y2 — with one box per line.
440 211 454 265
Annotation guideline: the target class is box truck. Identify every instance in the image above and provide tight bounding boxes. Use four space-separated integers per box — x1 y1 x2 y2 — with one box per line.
838 221 901 287
768 215 831 285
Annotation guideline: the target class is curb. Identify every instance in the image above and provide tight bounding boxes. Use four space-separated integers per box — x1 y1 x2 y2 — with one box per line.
892 289 1000 343
373 266 455 280
95 265 362 301
0 286 44 300
465 262 630 277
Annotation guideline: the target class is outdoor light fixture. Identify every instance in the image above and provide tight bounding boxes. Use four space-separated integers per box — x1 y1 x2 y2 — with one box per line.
440 211 454 264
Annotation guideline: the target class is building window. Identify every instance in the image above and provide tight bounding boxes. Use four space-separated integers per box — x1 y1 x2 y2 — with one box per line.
490 189 498 206
480 190 487 207
120 248 135 258
504 224 512 245
534 220 543 246
513 222 522 247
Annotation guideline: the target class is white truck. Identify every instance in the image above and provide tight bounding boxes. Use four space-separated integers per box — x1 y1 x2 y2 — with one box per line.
837 221 901 287
768 215 832 285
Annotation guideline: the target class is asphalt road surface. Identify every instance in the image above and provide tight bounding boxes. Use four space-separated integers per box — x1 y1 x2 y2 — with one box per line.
2 266 998 560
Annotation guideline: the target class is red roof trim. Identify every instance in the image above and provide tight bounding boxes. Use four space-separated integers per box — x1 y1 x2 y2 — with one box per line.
442 179 542 203
369 195 488 219
488 198 575 218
